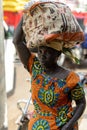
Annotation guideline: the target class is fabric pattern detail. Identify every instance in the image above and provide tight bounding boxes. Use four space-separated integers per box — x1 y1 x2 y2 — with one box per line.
38 111 52 117
42 75 51 87
64 87 70 93
32 119 50 130
33 100 41 112
56 105 71 127
57 79 66 88
38 86 59 107
32 57 44 79
71 82 85 100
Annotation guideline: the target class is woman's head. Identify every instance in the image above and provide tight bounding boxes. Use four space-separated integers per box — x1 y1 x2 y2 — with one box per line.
38 46 61 68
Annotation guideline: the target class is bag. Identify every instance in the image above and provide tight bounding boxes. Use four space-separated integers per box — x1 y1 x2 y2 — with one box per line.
22 0 84 51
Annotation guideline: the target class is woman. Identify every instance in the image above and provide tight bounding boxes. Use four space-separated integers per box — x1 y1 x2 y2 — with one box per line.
13 17 86 130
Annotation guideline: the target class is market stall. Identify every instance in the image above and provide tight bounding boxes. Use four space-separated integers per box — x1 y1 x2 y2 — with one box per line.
3 0 29 29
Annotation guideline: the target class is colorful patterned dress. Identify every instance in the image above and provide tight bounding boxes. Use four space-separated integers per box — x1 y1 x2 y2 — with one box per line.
28 54 85 130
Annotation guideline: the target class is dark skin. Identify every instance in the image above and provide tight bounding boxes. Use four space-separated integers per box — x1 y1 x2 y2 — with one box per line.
13 17 86 130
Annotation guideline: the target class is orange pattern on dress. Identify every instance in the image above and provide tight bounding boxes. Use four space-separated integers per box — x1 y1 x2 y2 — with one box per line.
27 54 84 130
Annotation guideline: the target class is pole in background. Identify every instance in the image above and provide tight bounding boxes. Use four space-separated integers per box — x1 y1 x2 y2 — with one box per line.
0 0 8 130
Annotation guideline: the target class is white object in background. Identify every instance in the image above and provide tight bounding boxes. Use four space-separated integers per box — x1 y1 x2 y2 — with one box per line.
4 38 16 93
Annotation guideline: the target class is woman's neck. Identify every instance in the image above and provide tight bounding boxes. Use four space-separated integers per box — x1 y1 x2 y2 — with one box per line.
44 65 70 79
44 63 58 73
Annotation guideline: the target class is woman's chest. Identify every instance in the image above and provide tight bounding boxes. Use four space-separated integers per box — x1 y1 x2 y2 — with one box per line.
31 75 69 105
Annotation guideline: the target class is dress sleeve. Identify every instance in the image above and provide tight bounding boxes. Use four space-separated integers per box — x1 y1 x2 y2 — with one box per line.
66 72 85 100
71 82 85 100
27 53 35 75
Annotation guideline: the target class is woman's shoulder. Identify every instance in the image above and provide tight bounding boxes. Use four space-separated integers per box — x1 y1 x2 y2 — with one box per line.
66 70 80 87
27 53 37 73
56 66 80 82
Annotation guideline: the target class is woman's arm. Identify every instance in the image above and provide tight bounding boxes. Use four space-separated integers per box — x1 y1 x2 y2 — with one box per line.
61 96 86 130
13 16 31 70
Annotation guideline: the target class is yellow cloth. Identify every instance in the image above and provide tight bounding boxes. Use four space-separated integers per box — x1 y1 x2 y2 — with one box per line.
3 0 29 12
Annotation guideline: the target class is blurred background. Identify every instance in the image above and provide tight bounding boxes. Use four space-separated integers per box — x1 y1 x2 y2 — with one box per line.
0 0 87 130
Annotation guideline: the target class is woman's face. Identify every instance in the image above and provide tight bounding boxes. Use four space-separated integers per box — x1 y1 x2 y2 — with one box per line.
38 46 61 68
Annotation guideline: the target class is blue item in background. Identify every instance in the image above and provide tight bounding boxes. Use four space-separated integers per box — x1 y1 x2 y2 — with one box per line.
81 33 87 48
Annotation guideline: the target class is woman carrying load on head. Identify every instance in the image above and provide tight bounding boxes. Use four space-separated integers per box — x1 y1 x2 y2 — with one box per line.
13 0 86 130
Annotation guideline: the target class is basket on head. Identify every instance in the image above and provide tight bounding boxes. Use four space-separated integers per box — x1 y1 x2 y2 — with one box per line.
22 0 84 52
